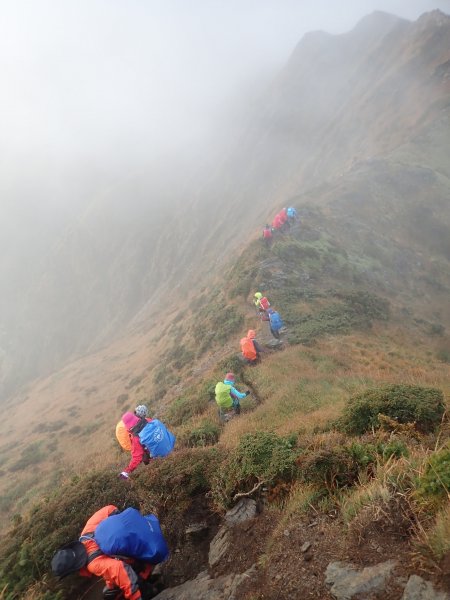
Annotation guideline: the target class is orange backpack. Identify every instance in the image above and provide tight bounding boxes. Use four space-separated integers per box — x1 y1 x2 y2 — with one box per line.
240 336 257 361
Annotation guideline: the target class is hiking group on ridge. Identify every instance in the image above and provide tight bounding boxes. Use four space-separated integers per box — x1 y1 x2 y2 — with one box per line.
51 206 297 597
263 205 298 244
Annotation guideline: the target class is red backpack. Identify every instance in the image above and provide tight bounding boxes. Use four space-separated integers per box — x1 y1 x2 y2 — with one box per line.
259 297 270 311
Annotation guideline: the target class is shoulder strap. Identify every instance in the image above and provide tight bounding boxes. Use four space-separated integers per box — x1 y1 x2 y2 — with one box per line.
130 417 148 436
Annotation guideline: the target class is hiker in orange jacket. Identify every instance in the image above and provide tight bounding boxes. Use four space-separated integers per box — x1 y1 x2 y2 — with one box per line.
240 329 265 364
51 505 160 600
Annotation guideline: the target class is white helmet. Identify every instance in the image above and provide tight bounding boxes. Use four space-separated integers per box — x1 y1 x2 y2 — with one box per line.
135 404 149 418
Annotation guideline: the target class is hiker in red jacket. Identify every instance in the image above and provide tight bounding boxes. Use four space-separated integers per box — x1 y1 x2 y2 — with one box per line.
262 224 273 246
278 208 289 232
119 412 152 480
272 213 283 231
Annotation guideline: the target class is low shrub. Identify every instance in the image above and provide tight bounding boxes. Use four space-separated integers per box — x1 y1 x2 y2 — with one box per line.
165 392 209 426
337 384 445 435
417 444 450 501
299 444 374 490
178 420 220 448
298 439 408 492
212 431 297 508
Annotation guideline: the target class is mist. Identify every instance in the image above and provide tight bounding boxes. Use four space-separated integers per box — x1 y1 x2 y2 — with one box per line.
0 0 449 399
1 0 448 174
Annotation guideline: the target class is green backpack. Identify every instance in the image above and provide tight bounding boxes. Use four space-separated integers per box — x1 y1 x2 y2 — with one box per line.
215 381 233 409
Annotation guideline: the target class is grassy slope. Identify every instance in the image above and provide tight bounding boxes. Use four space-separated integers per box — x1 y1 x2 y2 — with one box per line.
1 140 450 598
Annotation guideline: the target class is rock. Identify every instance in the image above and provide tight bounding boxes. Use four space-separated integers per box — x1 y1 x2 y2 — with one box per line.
301 542 311 553
224 499 258 526
401 575 449 600
208 526 231 568
265 339 283 349
153 566 257 600
325 560 397 600
283 529 290 537
185 522 209 537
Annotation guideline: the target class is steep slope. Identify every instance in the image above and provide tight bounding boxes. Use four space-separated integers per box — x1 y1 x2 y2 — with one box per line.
1 10 449 402
0 12 450 599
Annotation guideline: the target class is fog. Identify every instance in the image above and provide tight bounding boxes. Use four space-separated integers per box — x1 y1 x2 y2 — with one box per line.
0 0 449 398
1 0 448 177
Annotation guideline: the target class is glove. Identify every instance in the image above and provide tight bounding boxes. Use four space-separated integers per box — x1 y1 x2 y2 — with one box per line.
119 471 129 480
245 390 251 396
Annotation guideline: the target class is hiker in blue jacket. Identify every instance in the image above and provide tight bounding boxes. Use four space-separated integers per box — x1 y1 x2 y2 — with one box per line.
267 308 284 340
286 206 298 223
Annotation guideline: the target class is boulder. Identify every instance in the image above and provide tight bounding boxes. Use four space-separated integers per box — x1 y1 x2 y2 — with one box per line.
153 566 256 600
325 560 397 600
224 499 258 526
401 575 449 600
208 526 231 568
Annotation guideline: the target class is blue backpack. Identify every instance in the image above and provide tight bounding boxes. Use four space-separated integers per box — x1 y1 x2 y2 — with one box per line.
94 508 169 564
139 419 176 458
269 311 284 330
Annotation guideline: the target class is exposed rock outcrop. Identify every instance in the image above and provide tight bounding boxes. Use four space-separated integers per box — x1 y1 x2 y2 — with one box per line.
154 566 256 600
325 560 397 599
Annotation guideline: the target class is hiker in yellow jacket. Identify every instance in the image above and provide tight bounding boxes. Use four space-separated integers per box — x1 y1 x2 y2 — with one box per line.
215 373 249 421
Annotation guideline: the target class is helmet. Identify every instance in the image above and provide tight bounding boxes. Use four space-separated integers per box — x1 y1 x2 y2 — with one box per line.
225 372 235 382
135 404 149 418
254 292 262 299
51 542 87 578
247 330 256 339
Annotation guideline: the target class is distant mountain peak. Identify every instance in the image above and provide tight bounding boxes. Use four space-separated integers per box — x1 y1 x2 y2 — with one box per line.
416 9 450 28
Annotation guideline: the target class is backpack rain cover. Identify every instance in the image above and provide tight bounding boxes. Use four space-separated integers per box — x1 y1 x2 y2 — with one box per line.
138 419 176 458
95 508 169 564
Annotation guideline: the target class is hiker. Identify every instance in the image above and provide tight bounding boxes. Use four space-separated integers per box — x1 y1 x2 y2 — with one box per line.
119 412 151 479
51 504 168 600
278 208 289 231
240 329 265 364
287 206 298 223
262 224 273 246
215 372 249 421
267 308 284 340
254 292 270 312
253 292 271 321
272 213 283 232
116 405 150 452
119 412 176 479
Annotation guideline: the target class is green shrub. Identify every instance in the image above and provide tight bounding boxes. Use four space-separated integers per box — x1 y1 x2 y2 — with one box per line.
179 420 220 448
166 393 209 426
286 291 389 345
299 439 409 491
299 444 373 490
212 431 297 508
338 384 445 435
417 444 450 500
